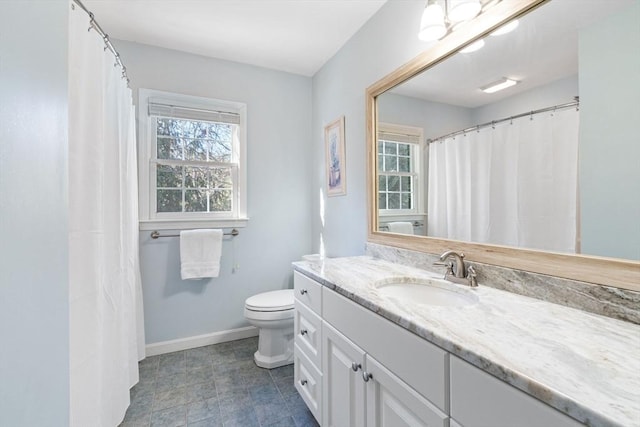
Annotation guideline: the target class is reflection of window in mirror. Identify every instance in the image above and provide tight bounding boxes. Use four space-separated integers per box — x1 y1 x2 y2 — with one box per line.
377 123 426 235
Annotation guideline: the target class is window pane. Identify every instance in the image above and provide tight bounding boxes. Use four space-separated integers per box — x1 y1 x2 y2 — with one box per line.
157 118 175 136
157 165 182 188
378 175 387 191
211 168 232 189
398 143 410 156
157 190 182 212
388 176 399 191
378 193 387 210
398 156 410 173
210 190 232 212
210 140 232 162
378 154 384 172
184 167 208 188
388 193 400 209
384 155 397 172
184 138 209 161
185 190 207 212
377 141 383 154
157 136 183 160
401 176 412 191
401 193 412 209
384 142 397 155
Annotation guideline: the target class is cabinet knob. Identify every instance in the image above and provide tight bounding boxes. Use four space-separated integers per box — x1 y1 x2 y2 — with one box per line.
351 362 361 372
362 371 373 382
300 329 308 336
300 379 308 386
300 289 308 295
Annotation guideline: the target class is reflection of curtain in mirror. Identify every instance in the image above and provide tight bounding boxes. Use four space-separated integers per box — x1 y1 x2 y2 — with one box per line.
428 108 579 253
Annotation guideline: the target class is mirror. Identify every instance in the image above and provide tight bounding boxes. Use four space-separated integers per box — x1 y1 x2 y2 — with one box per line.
367 0 639 290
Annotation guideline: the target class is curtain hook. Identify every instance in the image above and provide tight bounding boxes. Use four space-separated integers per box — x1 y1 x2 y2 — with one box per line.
476 125 480 133
510 116 513 125
530 111 534 121
492 120 495 130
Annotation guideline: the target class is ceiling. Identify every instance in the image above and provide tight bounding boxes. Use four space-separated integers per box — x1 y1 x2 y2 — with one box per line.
389 0 635 108
83 0 387 76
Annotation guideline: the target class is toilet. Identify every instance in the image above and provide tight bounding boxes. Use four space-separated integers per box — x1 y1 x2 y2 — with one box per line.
244 289 295 369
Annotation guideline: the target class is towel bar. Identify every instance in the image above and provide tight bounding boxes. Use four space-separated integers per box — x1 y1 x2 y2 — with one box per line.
150 229 239 239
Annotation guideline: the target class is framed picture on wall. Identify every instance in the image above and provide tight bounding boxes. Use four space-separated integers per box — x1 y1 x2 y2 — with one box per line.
325 116 346 197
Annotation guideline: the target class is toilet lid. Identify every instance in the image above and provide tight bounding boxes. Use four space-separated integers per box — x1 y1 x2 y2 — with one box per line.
245 289 294 312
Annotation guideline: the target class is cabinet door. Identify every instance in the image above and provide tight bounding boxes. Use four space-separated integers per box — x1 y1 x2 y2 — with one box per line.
323 322 367 427
450 356 583 427
366 355 449 427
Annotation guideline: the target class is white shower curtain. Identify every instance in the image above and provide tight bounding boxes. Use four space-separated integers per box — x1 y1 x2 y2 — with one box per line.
428 108 580 253
68 3 145 426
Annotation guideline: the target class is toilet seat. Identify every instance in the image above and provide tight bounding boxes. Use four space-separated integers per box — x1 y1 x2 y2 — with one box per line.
245 289 294 312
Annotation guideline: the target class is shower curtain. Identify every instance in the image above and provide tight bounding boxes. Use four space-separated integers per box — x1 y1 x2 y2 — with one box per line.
68 3 145 426
428 107 580 253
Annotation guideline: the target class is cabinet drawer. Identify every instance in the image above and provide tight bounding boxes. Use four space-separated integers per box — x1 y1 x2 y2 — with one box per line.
294 300 322 367
450 356 583 427
323 287 448 412
294 271 322 315
294 344 322 424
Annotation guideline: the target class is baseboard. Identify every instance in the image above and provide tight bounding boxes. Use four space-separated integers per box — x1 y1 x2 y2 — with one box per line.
145 326 259 356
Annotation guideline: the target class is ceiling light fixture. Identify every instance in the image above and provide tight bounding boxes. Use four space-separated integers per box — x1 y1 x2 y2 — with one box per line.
418 0 448 41
418 0 488 42
448 0 482 23
481 77 519 94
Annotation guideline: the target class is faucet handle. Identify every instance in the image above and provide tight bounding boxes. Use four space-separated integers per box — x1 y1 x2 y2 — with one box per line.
434 261 454 276
467 265 478 287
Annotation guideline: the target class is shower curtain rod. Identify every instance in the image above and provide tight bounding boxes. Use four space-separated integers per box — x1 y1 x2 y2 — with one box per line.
427 96 579 144
72 0 130 85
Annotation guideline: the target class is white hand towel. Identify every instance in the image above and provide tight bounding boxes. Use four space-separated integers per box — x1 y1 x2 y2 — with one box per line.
180 229 223 280
388 221 414 235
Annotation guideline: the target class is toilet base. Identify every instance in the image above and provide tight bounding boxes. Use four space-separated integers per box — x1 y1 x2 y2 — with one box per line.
254 349 293 369
253 326 294 369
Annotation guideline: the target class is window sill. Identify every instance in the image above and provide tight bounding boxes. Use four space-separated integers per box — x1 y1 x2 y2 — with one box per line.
139 218 249 231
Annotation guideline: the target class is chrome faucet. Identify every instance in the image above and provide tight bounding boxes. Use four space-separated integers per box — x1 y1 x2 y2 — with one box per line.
437 250 478 287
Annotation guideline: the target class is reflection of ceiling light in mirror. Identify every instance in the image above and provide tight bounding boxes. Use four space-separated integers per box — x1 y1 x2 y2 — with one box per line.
418 0 448 41
481 77 519 93
490 19 519 36
459 39 485 53
449 0 482 23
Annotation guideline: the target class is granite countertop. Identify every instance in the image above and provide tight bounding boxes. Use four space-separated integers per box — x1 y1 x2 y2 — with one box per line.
293 256 640 427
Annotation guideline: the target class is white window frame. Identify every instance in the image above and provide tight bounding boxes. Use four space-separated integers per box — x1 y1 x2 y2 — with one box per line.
138 89 248 230
378 123 424 217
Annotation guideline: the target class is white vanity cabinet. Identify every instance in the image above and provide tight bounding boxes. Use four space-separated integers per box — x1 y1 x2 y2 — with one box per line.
294 270 588 427
293 272 323 423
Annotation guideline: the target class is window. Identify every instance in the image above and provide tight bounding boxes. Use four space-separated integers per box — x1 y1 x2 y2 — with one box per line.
377 123 423 215
138 89 247 229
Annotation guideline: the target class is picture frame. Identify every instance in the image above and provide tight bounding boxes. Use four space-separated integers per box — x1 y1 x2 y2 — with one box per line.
325 116 346 196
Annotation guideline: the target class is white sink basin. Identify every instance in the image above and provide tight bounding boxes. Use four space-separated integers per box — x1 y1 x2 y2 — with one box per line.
373 276 478 307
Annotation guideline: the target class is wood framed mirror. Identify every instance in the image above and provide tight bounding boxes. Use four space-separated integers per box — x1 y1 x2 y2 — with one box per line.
366 0 639 290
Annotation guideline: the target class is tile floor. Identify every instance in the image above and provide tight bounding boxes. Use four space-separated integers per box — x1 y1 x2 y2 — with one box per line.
119 337 319 427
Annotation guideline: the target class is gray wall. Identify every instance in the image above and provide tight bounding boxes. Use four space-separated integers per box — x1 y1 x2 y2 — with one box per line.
116 41 313 344
0 1 70 425
311 0 432 257
579 1 640 260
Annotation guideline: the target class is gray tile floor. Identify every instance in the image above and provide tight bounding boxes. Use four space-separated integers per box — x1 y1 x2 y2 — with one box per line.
119 337 319 427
